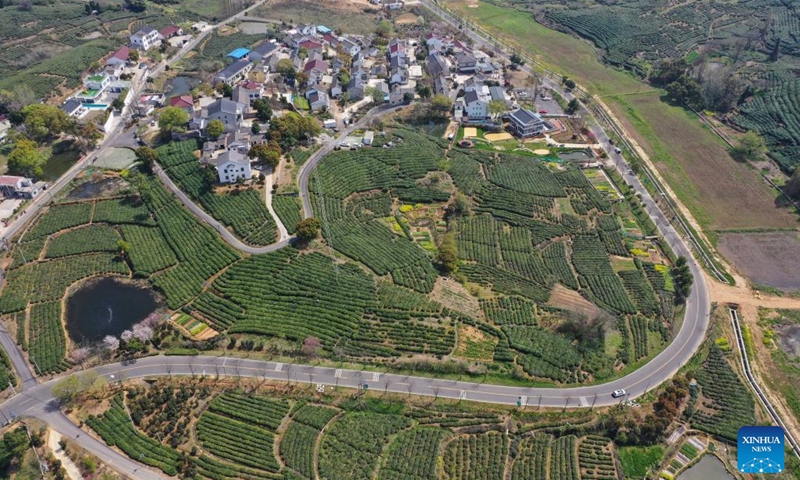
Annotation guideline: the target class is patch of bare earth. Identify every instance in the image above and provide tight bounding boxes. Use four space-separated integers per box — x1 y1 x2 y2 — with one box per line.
546 284 604 320
431 277 481 318
717 232 800 291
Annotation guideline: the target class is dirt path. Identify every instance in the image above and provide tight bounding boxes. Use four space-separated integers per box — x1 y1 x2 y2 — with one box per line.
49 430 84 480
263 169 289 241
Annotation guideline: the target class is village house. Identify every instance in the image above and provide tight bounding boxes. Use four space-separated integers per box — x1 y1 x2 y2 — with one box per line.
249 42 279 65
106 46 130 68
169 95 194 114
304 59 329 84
130 26 162 51
0 175 44 199
462 89 488 120
306 88 329 112
232 82 264 106
455 52 477 73
508 108 551 138
215 151 252 184
206 99 247 132
340 37 361 57
214 59 253 86
61 98 88 118
159 25 184 39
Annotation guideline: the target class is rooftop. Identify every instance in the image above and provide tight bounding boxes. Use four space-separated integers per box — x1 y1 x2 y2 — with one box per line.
228 48 251 59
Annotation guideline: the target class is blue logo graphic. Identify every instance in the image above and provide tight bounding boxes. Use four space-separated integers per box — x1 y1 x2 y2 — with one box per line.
738 426 784 474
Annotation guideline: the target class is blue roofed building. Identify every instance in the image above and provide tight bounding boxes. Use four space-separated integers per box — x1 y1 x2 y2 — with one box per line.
228 48 251 59
317 25 331 34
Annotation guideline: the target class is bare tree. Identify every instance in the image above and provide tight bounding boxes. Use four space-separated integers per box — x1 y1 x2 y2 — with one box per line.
103 335 120 352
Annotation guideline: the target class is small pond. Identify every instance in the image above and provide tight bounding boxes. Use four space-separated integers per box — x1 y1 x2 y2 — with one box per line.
678 456 734 480
42 149 81 181
65 277 160 344
558 150 593 162
164 76 200 98
67 177 129 200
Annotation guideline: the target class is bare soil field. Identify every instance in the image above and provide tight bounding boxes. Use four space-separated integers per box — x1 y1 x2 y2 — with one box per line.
718 232 800 290
252 0 381 35
546 284 605 321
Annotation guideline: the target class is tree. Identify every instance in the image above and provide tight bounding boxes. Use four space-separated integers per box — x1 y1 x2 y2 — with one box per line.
111 89 128 111
449 192 471 217
403 92 415 103
275 58 295 77
124 0 146 11
730 131 767 161
76 123 103 152
103 335 120 352
366 86 384 104
295 71 309 88
785 169 800 200
416 84 431 98
7 138 46 178
430 94 452 113
248 143 280 168
488 100 506 118
22 104 73 141
158 106 189 134
252 98 272 122
295 217 321 242
117 240 131 259
566 98 580 115
671 256 693 304
376 20 393 38
251 121 261 134
665 75 702 108
437 233 458 274
564 79 576 90
302 337 321 357
509 52 525 67
135 146 158 173
128 49 140 63
51 375 81 403
206 119 224 139
269 112 321 149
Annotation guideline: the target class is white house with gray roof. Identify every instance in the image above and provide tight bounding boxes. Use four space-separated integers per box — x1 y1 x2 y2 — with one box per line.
214 59 253 86
130 26 162 51
215 151 252 184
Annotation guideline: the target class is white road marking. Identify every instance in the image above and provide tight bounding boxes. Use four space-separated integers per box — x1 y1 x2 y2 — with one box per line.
372 372 380 382
579 396 589 407
519 396 527 407
334 369 342 379
274 363 283 372
458 390 467 401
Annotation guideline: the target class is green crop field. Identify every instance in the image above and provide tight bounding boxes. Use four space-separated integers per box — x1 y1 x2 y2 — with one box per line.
85 384 635 480
1 126 684 384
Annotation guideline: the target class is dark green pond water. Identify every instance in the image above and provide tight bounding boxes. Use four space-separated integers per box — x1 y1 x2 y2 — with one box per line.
65 277 159 344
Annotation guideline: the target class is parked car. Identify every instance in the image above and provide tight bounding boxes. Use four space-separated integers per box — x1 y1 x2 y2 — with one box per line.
614 147 622 154
611 389 627 398
539 110 548 114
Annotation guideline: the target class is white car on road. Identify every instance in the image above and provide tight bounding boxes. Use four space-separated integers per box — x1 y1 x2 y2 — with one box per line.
611 389 627 398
